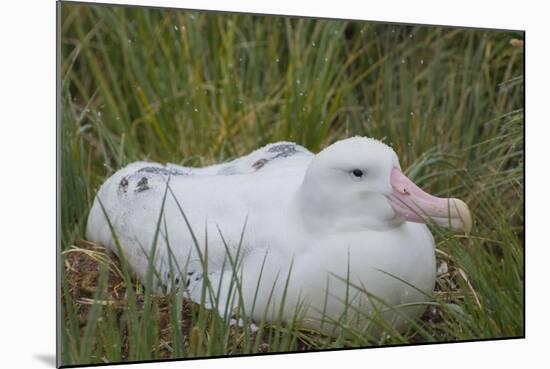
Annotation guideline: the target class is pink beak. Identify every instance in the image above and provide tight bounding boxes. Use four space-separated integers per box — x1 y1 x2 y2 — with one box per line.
388 168 472 234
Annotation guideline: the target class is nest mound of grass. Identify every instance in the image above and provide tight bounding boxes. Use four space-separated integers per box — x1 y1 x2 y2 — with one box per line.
62 239 467 359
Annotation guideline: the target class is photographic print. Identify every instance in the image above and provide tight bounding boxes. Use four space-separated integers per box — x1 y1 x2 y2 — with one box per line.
58 1 524 366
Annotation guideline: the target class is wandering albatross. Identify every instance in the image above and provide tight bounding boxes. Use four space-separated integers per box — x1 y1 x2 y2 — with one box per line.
86 137 472 335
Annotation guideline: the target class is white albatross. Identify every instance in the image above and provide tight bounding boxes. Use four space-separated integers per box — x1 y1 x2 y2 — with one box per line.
86 137 471 335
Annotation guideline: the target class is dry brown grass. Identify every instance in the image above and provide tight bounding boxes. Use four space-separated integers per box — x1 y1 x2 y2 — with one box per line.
62 241 317 358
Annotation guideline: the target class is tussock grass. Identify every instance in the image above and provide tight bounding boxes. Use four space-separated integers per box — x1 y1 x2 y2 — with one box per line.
59 3 524 366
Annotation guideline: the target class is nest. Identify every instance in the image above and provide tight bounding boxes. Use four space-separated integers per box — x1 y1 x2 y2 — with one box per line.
62 240 469 360
61 240 301 359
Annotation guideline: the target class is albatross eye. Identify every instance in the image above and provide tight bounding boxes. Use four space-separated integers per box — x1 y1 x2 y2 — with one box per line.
350 169 364 180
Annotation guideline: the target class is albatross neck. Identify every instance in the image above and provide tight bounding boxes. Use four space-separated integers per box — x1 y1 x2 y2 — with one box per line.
293 184 404 236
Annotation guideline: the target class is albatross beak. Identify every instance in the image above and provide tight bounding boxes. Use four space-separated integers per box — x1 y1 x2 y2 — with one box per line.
388 168 472 234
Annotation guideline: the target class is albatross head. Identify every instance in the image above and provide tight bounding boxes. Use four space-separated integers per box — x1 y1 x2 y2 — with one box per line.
299 137 472 234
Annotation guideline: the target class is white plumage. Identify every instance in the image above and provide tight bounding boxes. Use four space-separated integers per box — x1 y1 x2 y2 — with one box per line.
86 137 471 335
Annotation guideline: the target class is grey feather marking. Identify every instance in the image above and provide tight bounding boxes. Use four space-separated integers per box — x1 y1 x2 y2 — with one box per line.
251 144 301 171
135 177 150 193
118 176 129 194
137 166 189 176
267 143 298 155
268 143 300 160
252 158 268 170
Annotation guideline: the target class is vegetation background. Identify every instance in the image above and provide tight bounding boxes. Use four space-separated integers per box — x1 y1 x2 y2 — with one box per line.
60 2 524 366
